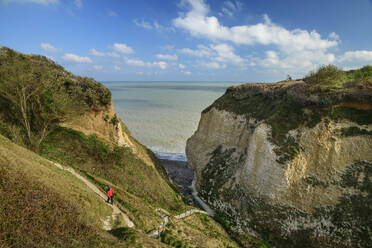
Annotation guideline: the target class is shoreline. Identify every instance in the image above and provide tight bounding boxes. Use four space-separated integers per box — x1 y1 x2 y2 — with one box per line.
159 159 195 205
159 158 215 216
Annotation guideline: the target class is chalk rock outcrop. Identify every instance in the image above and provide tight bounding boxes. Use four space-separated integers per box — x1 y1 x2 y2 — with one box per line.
186 81 372 247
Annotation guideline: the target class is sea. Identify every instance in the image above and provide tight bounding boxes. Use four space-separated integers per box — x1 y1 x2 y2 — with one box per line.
102 81 240 161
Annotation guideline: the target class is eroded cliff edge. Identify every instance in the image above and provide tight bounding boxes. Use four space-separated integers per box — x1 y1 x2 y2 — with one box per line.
186 78 372 247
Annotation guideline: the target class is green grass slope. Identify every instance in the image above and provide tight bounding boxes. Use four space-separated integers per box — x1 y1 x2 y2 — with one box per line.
0 134 132 247
40 126 185 231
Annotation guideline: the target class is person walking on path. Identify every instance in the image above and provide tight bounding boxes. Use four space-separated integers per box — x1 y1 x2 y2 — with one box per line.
106 186 114 205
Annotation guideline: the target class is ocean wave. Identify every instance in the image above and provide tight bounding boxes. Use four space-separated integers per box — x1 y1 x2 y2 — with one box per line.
153 151 187 162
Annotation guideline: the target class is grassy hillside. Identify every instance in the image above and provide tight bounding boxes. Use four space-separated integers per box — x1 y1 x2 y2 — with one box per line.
0 47 237 247
40 126 185 231
0 134 161 247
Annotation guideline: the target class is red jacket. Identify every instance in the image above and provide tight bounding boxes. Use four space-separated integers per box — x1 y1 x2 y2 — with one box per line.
107 189 114 197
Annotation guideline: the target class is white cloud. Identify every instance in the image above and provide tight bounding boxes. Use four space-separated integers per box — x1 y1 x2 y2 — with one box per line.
162 45 175 51
2 0 58 4
152 61 167 70
329 32 340 40
342 66 359 71
124 58 145 67
124 57 168 70
210 43 243 64
156 54 178 60
134 19 174 32
113 43 134 54
40 43 62 52
137 72 144 75
134 19 153 29
220 1 242 17
185 71 191 75
93 65 103 70
107 52 120 57
181 43 244 66
153 21 161 29
45 55 55 61
174 0 341 74
89 48 119 57
114 65 121 70
180 44 213 57
257 49 335 74
259 50 280 67
202 61 226 69
339 50 372 62
178 64 185 69
74 0 82 8
173 0 337 53
89 48 105 56
108 9 117 17
62 53 92 63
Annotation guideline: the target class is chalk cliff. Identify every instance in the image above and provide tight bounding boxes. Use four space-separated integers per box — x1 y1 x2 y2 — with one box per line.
186 79 372 247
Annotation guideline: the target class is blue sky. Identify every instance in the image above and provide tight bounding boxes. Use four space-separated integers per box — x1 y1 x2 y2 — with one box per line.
1 0 372 82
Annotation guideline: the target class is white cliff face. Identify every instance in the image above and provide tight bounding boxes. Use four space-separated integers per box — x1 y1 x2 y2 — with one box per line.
187 108 252 190
186 107 372 246
284 119 372 210
187 107 372 210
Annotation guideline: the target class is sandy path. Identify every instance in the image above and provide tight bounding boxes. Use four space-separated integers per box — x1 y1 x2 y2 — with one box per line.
51 162 135 229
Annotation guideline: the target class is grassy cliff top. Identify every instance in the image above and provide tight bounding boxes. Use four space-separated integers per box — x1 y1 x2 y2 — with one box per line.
208 65 372 115
0 46 111 111
0 47 112 151
205 65 372 164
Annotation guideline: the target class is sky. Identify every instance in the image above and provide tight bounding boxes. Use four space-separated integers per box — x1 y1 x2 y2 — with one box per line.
1 0 372 82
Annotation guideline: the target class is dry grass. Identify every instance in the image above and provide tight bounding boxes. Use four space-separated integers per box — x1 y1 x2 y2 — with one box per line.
163 213 239 248
40 127 187 229
0 168 101 247
0 134 144 248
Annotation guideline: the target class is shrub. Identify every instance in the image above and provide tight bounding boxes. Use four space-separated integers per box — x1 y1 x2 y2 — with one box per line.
110 114 119 125
354 65 372 88
304 65 345 84
109 227 136 244
355 65 372 79
160 230 189 248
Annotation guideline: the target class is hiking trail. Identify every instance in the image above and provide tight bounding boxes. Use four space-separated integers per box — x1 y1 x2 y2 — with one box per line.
150 208 209 238
50 161 211 238
51 162 135 229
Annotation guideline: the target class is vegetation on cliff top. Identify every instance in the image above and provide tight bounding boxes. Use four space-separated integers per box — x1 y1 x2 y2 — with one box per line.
0 47 111 151
205 65 372 163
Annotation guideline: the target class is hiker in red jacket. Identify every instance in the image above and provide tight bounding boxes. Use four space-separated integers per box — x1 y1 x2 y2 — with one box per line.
106 186 114 205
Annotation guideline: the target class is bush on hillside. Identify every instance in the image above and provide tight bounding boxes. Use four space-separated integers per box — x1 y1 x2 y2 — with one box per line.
354 65 372 88
304 65 345 84
355 65 372 80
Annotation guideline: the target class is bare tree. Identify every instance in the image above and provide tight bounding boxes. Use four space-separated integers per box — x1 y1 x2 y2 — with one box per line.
0 59 69 151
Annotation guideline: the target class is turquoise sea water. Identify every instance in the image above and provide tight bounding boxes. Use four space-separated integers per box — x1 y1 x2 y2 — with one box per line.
102 81 240 161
